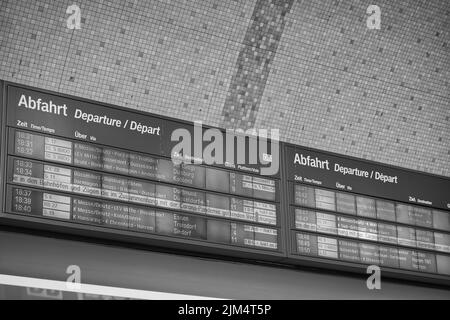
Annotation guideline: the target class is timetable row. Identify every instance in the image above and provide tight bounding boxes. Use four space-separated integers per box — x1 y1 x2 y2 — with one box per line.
295 232 450 276
13 130 277 201
10 157 278 226
293 208 450 254
10 187 279 250
294 184 450 231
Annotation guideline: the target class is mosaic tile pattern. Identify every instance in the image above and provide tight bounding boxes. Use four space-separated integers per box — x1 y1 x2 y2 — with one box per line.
0 0 449 177
221 0 295 130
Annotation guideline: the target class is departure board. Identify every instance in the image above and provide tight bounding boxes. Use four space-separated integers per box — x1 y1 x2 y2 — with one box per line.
2 81 450 286
286 144 450 282
0 82 282 261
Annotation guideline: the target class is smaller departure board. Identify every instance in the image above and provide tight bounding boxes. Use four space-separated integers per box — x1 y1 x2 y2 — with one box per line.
286 144 450 281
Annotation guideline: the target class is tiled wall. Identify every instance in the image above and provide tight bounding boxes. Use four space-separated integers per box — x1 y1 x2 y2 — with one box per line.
0 0 449 176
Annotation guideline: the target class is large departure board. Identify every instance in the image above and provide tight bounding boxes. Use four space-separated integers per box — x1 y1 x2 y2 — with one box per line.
286 144 450 283
0 82 282 261
1 81 450 286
